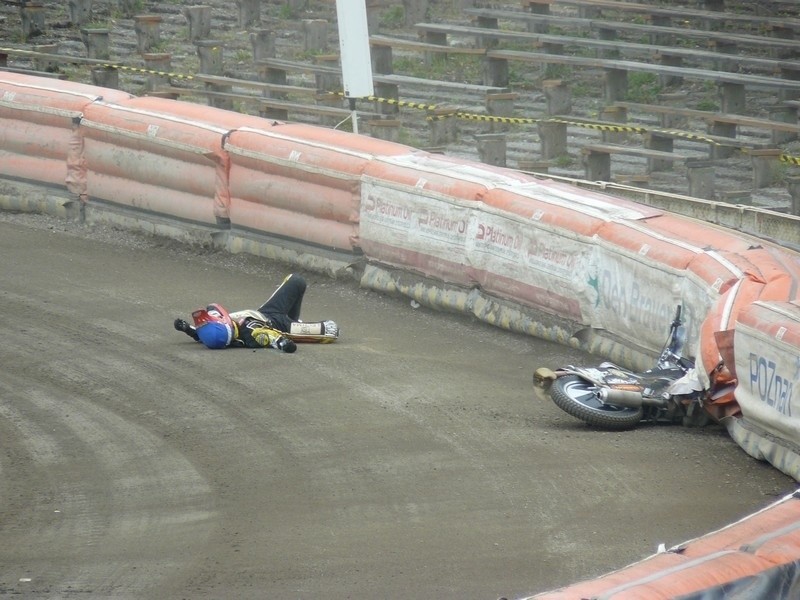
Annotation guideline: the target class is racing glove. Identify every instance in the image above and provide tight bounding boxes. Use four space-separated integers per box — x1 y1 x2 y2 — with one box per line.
276 336 297 353
252 327 296 353
174 318 199 341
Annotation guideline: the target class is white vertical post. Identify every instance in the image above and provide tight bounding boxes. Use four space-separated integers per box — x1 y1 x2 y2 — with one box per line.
335 0 374 134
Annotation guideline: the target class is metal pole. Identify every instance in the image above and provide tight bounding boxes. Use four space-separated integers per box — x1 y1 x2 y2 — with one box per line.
348 97 358 135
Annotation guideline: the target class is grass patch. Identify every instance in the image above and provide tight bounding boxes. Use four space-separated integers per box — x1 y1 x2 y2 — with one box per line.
278 3 296 20
626 72 661 103
233 49 251 63
393 54 483 83
544 64 573 80
554 154 574 168
694 98 718 111
380 6 405 29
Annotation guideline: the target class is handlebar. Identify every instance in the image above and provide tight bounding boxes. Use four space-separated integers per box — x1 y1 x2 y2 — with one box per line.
659 304 687 367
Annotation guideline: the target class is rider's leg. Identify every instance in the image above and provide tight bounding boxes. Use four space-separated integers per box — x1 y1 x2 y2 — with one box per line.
257 274 306 325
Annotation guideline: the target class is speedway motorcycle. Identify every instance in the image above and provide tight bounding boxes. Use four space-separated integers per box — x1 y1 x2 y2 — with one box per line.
534 306 708 430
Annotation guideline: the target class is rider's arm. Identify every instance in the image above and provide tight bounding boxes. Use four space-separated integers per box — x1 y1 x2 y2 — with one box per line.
238 317 296 352
174 318 200 342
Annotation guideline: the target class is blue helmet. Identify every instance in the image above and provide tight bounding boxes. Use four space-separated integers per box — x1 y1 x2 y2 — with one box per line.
191 304 235 349
196 322 232 349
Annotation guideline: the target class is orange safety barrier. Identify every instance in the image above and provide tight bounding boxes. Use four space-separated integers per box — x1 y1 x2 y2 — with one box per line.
365 152 533 199
224 124 410 252
481 185 624 320
526 491 800 599
476 182 663 324
0 73 132 192
697 246 800 395
645 212 760 254
79 97 278 224
359 154 536 286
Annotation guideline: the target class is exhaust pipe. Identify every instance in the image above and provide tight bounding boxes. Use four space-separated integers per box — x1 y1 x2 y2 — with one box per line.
599 388 668 408
599 388 644 408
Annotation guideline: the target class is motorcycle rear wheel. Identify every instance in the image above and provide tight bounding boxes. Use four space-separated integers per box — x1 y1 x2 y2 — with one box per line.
550 375 643 430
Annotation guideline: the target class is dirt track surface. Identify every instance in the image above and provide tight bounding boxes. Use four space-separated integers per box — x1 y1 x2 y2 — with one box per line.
0 212 795 599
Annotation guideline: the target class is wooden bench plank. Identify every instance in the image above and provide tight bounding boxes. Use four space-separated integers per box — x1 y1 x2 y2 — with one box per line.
615 101 800 134
563 115 758 150
582 143 685 161
369 35 486 55
0 66 67 79
581 142 719 197
188 73 318 97
380 73 504 93
0 47 118 67
258 57 339 75
257 97 380 120
485 49 800 92
416 22 571 45
582 143 692 186
162 86 381 120
649 48 800 75
548 0 800 33
414 23 800 76
258 57 507 94
464 7 800 52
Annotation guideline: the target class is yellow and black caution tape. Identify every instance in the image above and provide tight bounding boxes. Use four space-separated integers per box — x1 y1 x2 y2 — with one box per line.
0 46 197 80
427 107 800 165
366 95 436 110
99 63 196 80
329 91 437 111
549 119 646 134
453 112 541 125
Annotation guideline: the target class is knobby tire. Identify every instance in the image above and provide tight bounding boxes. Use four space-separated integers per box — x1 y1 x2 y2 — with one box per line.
550 375 643 431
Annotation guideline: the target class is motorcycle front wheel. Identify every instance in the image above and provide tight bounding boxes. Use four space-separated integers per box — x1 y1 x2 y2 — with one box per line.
550 375 644 430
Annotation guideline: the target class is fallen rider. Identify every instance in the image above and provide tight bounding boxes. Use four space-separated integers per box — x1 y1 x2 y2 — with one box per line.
173 273 339 352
